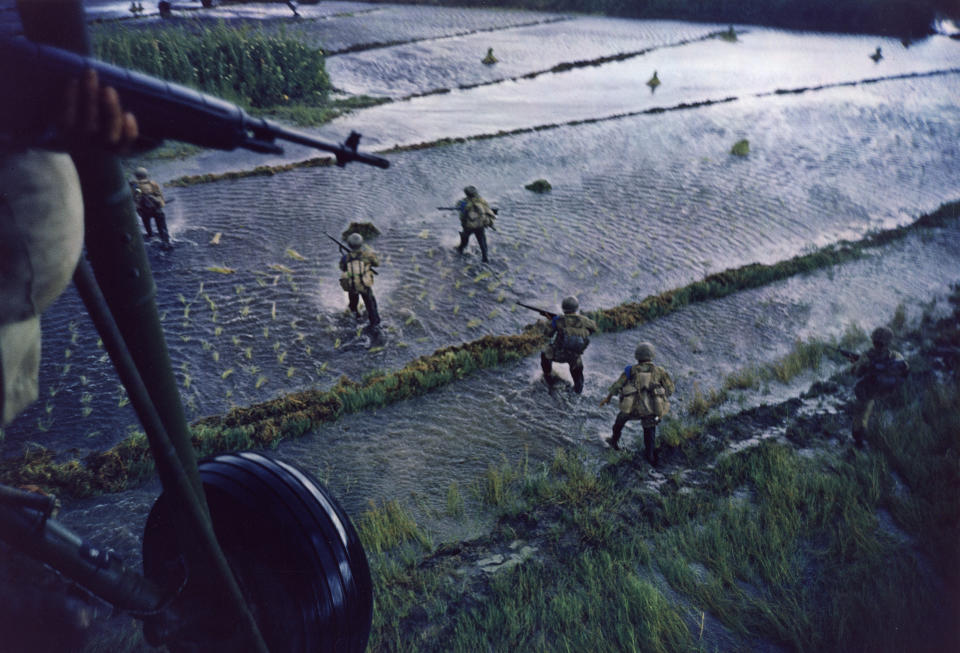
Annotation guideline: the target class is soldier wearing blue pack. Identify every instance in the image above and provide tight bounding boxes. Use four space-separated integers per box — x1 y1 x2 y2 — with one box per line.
539 296 597 394
849 326 908 448
600 342 674 465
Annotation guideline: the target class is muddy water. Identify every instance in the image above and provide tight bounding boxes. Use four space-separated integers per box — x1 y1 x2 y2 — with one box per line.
3 2 959 565
57 220 960 559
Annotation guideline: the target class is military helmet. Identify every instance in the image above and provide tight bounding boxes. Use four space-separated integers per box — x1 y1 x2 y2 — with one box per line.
134 167 149 179
347 233 363 249
871 326 894 347
635 342 656 362
561 296 578 314
463 186 478 198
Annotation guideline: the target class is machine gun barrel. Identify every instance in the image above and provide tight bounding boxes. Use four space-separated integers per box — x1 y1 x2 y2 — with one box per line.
0 37 389 168
516 301 556 319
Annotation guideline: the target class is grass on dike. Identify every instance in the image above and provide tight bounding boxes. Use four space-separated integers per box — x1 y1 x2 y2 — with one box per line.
358 358 959 651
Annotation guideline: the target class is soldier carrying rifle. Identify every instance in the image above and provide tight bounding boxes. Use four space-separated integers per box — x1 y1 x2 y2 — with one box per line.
439 186 497 263
519 297 596 394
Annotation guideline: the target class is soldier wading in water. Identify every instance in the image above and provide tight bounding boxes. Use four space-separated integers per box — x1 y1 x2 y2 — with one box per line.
338 233 381 327
540 296 597 394
849 326 908 449
130 166 170 246
455 186 496 263
600 341 675 465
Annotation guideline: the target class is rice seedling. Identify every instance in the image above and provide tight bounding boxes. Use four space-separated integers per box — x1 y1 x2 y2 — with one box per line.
205 266 236 274
286 367 296 378
263 326 270 338
466 318 482 328
285 248 306 261
244 347 253 359
214 326 223 337
221 368 234 380
255 375 268 389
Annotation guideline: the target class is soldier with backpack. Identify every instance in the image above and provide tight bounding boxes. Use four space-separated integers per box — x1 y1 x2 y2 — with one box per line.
454 186 496 263
539 296 597 394
600 341 675 465
130 167 170 246
849 326 908 448
338 233 381 327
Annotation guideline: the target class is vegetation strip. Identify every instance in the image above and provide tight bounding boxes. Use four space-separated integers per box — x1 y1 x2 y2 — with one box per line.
354 0 955 39
164 66 959 187
2 201 957 497
326 15 573 56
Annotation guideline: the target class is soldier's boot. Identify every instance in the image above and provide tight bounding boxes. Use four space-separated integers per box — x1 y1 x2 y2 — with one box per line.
643 425 658 466
348 293 362 320
605 414 628 451
540 354 555 385
156 212 171 246
364 294 381 327
477 230 489 263
456 231 469 254
571 367 584 394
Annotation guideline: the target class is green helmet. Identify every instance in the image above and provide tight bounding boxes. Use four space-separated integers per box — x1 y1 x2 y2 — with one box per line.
561 296 578 314
871 326 893 347
134 167 149 180
464 186 478 198
635 342 655 362
347 233 363 249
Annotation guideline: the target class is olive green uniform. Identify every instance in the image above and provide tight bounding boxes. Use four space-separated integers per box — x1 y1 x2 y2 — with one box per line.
131 178 169 245
850 346 907 447
339 246 380 326
540 313 597 393
605 361 674 463
456 194 496 262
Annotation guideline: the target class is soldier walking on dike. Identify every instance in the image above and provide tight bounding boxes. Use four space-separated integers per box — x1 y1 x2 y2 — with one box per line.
540 296 597 394
600 341 675 466
455 185 496 263
339 233 381 327
849 326 908 449
130 166 170 246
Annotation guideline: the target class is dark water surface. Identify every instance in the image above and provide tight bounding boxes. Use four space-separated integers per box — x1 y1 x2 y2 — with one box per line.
4 0 959 570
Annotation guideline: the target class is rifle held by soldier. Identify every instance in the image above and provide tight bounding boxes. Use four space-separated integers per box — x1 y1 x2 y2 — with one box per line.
834 346 860 363
437 206 499 214
0 37 390 169
516 301 556 319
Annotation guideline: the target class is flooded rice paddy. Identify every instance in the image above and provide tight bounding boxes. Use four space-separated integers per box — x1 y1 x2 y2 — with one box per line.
5 3 959 561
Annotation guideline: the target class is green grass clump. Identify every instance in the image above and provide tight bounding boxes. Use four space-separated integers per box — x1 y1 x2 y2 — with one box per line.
730 138 750 156
524 178 552 193
357 499 432 555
